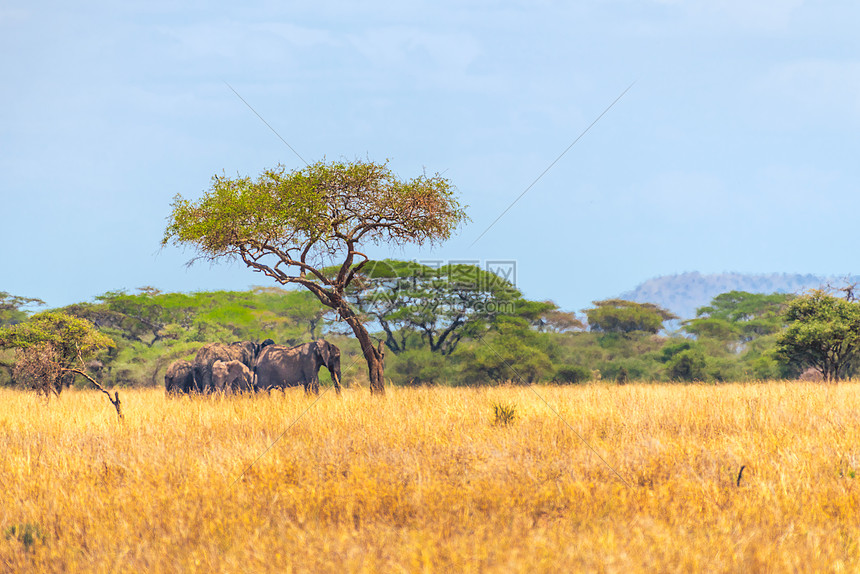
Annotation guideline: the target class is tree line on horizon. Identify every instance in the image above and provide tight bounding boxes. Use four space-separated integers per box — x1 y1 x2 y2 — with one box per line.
3 267 859 391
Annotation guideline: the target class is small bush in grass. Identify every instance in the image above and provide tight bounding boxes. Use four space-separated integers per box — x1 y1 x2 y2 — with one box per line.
492 402 517 426
4 522 46 550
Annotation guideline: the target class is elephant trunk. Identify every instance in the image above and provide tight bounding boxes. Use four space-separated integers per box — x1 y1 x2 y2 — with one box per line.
330 357 342 394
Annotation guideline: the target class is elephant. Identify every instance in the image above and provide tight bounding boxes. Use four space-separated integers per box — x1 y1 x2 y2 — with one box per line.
254 339 341 395
211 359 254 393
193 339 274 394
165 359 194 395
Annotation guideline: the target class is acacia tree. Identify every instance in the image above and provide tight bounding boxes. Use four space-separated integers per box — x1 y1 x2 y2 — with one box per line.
585 299 677 335
0 312 122 418
0 292 44 327
163 159 467 394
685 291 793 346
338 259 521 356
339 259 582 357
0 292 45 384
776 290 860 381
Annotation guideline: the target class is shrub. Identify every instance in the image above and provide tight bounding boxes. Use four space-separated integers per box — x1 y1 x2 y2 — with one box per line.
599 357 657 382
457 339 553 385
389 348 452 386
554 365 592 384
492 402 517 426
667 349 708 381
4 522 46 550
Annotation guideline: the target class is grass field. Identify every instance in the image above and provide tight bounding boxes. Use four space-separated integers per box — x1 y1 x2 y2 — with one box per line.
1 382 859 572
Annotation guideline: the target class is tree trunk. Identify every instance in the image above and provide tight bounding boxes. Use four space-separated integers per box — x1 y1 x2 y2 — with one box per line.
340 303 385 395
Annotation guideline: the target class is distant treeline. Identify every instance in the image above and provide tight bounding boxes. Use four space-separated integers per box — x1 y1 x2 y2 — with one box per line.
1 270 815 387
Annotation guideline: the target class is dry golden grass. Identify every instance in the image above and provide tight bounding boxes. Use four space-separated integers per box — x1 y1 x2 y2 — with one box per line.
1 382 859 572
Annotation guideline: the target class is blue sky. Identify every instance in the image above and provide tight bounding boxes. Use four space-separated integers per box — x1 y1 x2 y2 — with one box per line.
2 1 858 313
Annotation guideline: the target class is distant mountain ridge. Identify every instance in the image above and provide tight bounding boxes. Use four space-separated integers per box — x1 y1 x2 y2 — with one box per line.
618 272 860 320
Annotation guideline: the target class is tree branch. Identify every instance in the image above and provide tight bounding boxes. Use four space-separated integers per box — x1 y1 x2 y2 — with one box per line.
63 367 124 421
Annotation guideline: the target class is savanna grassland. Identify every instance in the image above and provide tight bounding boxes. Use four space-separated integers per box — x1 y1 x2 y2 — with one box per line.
2 382 859 573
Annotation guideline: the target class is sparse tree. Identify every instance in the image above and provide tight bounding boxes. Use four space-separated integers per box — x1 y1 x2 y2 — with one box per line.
163 159 467 394
824 278 860 302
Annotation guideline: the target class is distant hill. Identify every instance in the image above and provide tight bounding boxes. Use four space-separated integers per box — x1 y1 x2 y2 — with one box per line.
618 272 860 320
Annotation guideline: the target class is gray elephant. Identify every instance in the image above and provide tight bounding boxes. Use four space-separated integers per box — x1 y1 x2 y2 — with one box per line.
254 339 341 395
165 359 194 395
211 359 254 393
193 339 274 394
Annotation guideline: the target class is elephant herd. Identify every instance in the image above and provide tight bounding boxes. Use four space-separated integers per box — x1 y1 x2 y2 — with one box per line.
165 339 342 396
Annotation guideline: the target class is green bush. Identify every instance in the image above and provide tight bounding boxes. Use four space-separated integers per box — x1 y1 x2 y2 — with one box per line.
389 348 452 386
4 522 46 550
599 357 658 382
456 339 553 385
491 402 517 426
554 365 592 384
667 349 708 381
659 339 697 363
705 356 743 382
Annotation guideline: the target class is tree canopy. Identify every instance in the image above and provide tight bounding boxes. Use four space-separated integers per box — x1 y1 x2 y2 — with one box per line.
336 259 522 356
0 312 114 396
327 259 584 364
585 299 677 335
163 159 468 394
0 292 44 327
686 291 792 344
775 290 860 381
